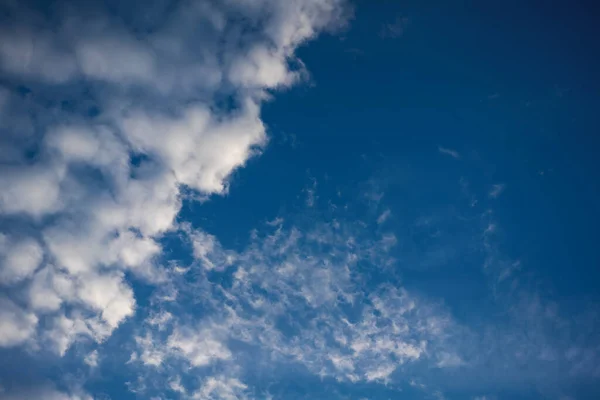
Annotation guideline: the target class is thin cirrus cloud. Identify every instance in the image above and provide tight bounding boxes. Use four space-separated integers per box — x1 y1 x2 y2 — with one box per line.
127 216 457 396
438 146 461 159
124 185 600 398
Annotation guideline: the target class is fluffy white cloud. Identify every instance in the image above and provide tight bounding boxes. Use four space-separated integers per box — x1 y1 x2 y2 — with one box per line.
0 235 44 284
435 351 465 368
132 333 167 367
75 272 135 328
119 102 266 195
28 266 74 313
44 313 93 356
191 375 248 400
0 298 38 347
84 350 99 368
0 167 65 217
0 0 349 357
0 385 92 400
167 326 232 367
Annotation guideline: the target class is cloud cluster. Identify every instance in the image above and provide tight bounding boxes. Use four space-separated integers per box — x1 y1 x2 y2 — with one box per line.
126 217 463 397
0 0 348 357
0 384 92 400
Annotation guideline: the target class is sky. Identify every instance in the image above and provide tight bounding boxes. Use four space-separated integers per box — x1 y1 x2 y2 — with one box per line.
0 0 599 399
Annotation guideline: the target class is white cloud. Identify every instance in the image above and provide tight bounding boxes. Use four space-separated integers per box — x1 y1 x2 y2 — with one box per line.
377 209 392 224
120 180 600 397
435 352 465 368
365 364 397 382
0 0 350 358
0 166 65 217
75 272 135 329
126 218 458 397
75 35 157 84
169 376 187 394
167 326 232 367
84 350 99 368
120 102 266 195
5 2 595 399
133 333 167 367
0 385 92 400
229 45 298 89
438 146 460 159
304 178 318 207
44 313 93 356
3 390 87 400
191 375 248 400
488 184 506 199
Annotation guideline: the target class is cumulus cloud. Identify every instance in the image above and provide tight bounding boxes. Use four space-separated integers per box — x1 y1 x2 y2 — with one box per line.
167 325 232 367
0 234 44 284
0 0 349 357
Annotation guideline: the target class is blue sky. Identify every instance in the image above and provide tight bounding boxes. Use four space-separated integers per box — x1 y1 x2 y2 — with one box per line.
1 0 599 399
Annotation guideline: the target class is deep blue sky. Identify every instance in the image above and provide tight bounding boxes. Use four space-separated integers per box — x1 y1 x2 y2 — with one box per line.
1 1 600 399
200 0 600 299
187 2 600 396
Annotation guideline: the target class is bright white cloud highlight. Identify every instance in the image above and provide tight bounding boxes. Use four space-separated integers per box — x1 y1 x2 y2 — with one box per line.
0 0 349 357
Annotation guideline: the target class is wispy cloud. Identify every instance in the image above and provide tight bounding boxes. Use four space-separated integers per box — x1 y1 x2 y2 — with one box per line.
266 217 285 227
380 16 410 39
124 212 460 397
304 177 318 207
488 183 506 198
377 209 392 224
0 384 92 400
438 146 461 159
